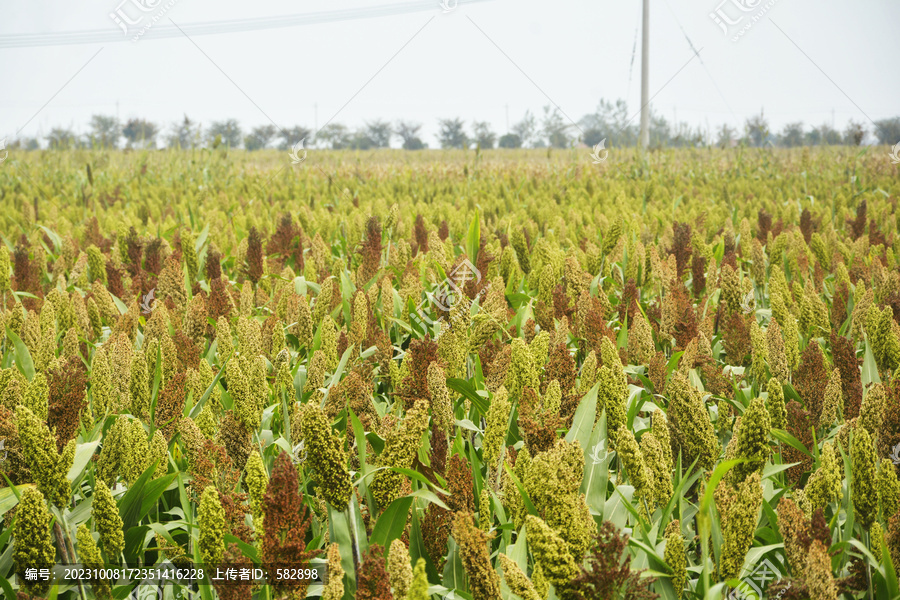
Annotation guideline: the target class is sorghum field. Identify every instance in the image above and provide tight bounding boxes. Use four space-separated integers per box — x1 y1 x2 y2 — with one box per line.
1 146 899 600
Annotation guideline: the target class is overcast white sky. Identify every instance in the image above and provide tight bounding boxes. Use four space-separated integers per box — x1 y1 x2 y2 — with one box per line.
1 0 898 146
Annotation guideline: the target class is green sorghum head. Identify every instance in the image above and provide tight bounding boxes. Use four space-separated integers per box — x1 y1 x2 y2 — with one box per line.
852 427 879 528
664 520 687 599
525 514 579 590
579 350 598 393
23 371 49 420
371 398 430 508
641 432 673 507
666 373 719 472
766 378 787 431
320 317 339 371
877 460 900 521
216 316 234 362
766 320 790 383
129 350 150 419
299 403 351 510
731 396 771 483
859 383 886 438
617 427 653 506
76 523 112 599
148 430 168 479
321 543 345 600
802 442 843 517
92 480 125 561
498 553 541 600
482 386 511 472
198 485 227 566
749 320 768 383
13 487 56 595
819 368 844 428
718 472 762 581
15 404 73 506
0 245 10 293
428 362 453 432
406 558 430 600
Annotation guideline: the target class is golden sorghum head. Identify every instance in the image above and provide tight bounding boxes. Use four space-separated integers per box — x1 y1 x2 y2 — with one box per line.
766 378 787 431
804 539 837 600
766 319 790 383
859 382 886 438
320 317 339 370
321 542 345 600
453 511 502 600
76 524 112 599
819 368 844 428
387 539 413 599
371 398 430 507
428 362 453 432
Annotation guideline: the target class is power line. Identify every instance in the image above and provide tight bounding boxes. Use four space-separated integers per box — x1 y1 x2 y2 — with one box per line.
0 0 493 48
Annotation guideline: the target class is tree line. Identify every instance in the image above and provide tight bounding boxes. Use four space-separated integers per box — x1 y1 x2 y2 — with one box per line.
7 102 900 151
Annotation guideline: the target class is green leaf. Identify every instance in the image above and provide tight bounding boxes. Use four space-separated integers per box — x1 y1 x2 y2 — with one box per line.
863 338 882 388
370 496 414 553
564 382 600 449
117 459 162 529
466 211 480 264
770 429 813 459
66 440 101 481
447 378 488 415
442 537 467 591
5 327 35 380
0 483 32 516
410 502 441 583
700 459 747 514
328 503 358 596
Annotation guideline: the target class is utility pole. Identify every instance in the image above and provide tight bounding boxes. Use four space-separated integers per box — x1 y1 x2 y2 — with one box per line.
639 0 650 148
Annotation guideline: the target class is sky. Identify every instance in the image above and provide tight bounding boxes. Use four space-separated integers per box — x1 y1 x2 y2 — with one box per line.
1 0 898 147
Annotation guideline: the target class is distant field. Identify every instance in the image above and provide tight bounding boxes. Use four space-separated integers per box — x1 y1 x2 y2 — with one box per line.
0 146 899 599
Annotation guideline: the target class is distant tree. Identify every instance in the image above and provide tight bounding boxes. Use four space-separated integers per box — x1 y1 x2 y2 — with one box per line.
670 122 703 148
542 106 572 148
582 129 605 148
87 115 120 148
744 110 769 147
716 123 736 148
472 121 496 149
278 126 312 151
243 124 278 151
817 123 842 145
207 119 242 148
46 128 77 149
780 122 805 147
843 120 865 146
167 115 202 149
316 123 350 149
804 127 822 146
647 112 670 147
497 133 522 149
9 138 41 150
348 131 374 150
365 120 392 148
122 118 158 148
874 117 900 145
511 111 537 148
438 118 468 149
395 121 425 150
